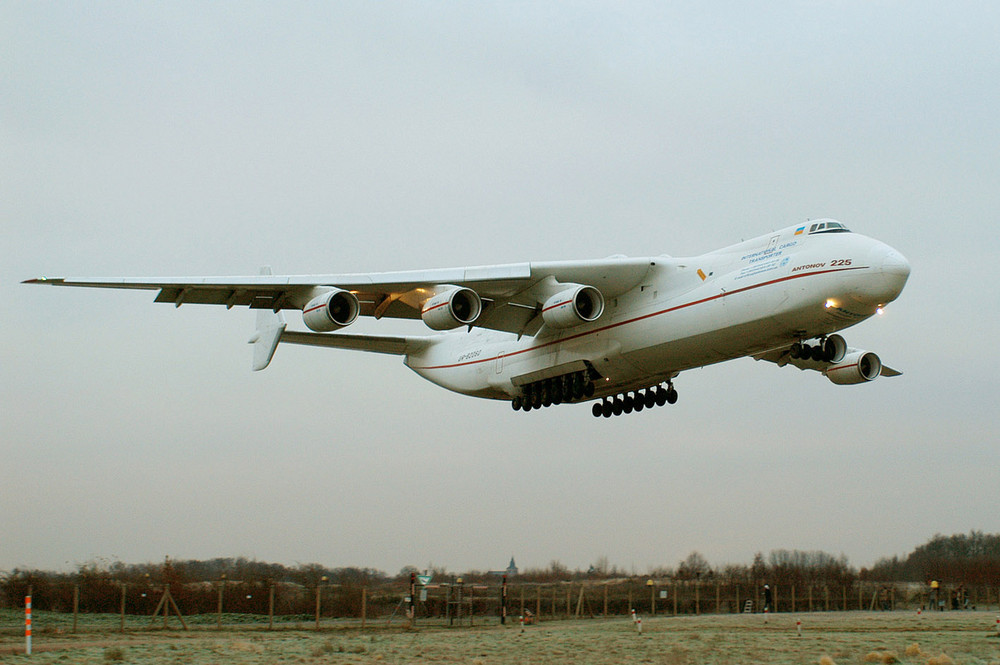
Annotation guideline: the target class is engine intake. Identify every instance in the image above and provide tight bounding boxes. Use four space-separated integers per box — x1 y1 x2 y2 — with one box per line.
542 285 604 329
825 351 882 385
303 289 360 332
421 287 482 330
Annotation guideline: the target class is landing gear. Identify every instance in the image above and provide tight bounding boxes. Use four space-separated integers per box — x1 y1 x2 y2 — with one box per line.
590 381 679 417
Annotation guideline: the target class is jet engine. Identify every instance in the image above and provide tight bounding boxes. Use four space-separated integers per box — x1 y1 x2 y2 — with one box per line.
825 350 882 385
302 288 360 332
421 287 482 330
541 285 604 329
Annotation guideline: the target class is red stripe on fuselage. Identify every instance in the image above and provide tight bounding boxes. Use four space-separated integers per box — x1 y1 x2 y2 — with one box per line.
410 266 869 371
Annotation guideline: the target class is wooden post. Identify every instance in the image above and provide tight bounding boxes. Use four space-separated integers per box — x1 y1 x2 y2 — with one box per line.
808 586 813 612
825 586 830 612
520 585 525 617
73 584 79 633
650 583 655 615
673 582 678 616
361 587 367 630
774 585 779 613
217 580 224 629
551 586 555 619
566 586 571 620
536 586 541 622
735 585 740 614
858 583 863 610
628 587 633 613
843 585 847 612
695 581 700 615
791 585 796 613
120 583 127 633
604 585 608 617
715 584 720 614
268 584 275 630
315 585 321 631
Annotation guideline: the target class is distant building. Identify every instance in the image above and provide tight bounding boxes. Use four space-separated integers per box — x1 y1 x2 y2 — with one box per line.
489 557 519 577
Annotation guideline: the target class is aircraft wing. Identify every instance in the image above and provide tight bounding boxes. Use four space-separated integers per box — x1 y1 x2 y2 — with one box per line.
24 257 655 336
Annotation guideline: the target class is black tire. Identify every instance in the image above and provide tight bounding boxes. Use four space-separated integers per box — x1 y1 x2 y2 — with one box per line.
645 390 657 409
656 387 668 407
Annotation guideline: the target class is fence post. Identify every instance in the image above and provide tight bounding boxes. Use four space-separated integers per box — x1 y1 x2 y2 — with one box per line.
217 577 225 629
673 582 678 616
791 585 796 613
268 584 274 630
650 582 655 615
604 585 609 616
73 584 79 633
536 586 541 622
361 587 367 630
825 586 830 612
120 583 127 633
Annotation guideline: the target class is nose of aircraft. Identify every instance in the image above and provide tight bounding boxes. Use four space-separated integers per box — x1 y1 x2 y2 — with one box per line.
878 246 911 303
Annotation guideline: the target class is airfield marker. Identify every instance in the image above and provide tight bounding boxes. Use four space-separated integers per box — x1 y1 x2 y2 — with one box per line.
995 615 999 637
25 593 32 655
796 619 802 637
636 616 642 634
520 615 525 633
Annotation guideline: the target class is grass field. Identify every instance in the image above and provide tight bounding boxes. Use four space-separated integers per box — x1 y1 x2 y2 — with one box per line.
2 610 998 664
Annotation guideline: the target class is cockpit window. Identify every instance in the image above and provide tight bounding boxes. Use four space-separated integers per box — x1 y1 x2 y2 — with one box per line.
808 221 850 234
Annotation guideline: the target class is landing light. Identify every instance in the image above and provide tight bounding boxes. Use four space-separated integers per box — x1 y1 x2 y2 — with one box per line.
876 306 885 316
824 299 836 309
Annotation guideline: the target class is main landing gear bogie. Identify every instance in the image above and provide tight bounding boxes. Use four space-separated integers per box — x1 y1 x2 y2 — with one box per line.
511 371 595 413
590 382 677 418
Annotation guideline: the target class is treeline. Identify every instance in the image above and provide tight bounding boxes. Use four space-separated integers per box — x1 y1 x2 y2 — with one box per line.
3 533 998 612
863 531 1000 584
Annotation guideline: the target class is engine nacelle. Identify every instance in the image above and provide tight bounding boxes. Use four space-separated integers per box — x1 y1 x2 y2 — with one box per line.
541 285 604 329
421 287 482 330
825 350 882 385
302 289 360 332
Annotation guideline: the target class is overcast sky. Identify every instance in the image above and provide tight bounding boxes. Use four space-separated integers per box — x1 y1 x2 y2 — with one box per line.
3 2 998 577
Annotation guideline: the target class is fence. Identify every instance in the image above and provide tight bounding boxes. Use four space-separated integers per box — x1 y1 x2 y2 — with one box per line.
2 579 998 634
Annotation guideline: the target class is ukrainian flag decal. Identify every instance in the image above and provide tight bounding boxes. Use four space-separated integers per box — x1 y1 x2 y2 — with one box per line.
794 226 806 235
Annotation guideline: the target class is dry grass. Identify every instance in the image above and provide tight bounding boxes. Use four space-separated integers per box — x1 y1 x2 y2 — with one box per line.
1 610 997 664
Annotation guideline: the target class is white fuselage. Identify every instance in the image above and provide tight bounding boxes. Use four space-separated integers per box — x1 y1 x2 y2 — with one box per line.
405 224 909 400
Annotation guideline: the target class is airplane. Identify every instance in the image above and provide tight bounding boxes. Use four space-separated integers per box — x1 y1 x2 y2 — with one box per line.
25 219 910 417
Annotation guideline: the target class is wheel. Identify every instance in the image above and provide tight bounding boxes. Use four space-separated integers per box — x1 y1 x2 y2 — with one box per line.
623 394 633 413
512 396 522 411
811 345 825 362
573 377 585 400
584 381 595 398
655 386 668 407
633 392 644 412
666 387 678 405
532 392 542 409
592 402 602 417
612 398 624 416
644 390 656 409
790 342 802 359
823 338 837 362
800 344 811 360
602 400 613 418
